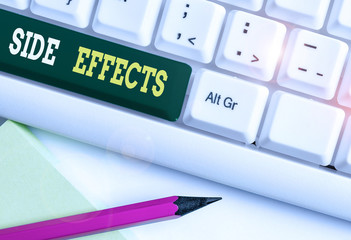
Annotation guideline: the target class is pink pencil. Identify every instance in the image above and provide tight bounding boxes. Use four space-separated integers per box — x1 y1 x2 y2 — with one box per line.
0 196 221 240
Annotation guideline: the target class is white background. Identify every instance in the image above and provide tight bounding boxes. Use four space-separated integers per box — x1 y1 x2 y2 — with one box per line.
30 127 351 240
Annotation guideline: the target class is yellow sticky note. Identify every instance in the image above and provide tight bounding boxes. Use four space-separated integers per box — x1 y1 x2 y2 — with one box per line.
0 120 125 239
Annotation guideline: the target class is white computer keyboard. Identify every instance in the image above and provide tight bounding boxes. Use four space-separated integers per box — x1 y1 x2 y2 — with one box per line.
1 0 351 221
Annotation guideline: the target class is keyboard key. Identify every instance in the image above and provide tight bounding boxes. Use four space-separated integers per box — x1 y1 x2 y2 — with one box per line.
0 0 29 9
183 69 268 143
30 0 96 28
217 0 264 11
258 91 344 166
155 0 225 63
92 0 162 47
335 117 351 174
216 11 286 81
327 0 351 40
265 0 330 29
338 56 351 108
0 9 191 121
277 29 348 100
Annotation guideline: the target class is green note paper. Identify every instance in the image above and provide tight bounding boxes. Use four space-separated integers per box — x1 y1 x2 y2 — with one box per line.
0 120 125 240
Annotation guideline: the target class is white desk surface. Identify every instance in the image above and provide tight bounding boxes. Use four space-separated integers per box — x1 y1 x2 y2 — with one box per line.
30 127 351 240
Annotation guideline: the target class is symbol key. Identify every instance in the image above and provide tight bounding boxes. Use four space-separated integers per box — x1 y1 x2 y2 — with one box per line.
93 0 162 46
277 29 348 100
217 0 264 11
0 0 30 9
327 0 351 40
216 11 286 81
155 0 225 63
266 0 330 30
30 0 96 28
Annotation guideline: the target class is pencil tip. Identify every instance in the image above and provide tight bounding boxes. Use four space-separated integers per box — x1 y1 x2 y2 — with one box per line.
205 197 222 205
174 196 222 216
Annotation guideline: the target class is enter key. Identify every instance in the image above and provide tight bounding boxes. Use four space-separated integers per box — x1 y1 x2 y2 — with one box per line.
183 69 268 144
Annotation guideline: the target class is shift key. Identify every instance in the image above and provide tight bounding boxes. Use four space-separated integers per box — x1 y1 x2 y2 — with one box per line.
0 9 191 121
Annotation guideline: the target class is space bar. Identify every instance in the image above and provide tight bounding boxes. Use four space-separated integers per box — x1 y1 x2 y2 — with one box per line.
1 74 351 222
0 9 191 121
